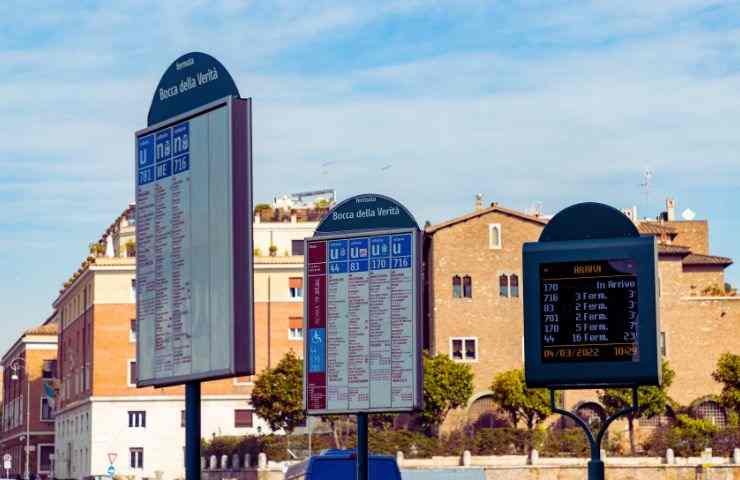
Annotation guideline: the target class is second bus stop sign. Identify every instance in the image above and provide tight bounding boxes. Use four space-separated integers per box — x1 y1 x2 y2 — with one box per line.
304 194 423 414
523 202 661 388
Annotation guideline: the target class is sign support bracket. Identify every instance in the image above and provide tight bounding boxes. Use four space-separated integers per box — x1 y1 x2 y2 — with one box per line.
548 387 638 480
185 381 201 480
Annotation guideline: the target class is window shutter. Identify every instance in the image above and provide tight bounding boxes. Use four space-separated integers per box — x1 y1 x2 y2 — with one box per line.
235 409 253 428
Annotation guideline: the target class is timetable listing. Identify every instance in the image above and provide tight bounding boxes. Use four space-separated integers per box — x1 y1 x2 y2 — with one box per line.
540 259 640 363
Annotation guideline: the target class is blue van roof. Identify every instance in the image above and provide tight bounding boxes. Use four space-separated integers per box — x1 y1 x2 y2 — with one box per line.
285 450 400 480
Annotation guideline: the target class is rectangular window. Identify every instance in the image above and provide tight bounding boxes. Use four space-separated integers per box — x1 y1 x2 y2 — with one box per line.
463 276 472 298
130 318 137 342
234 410 253 428
499 274 509 297
39 445 54 473
128 360 138 386
128 411 146 428
42 360 57 379
289 317 303 340
451 339 463 360
131 278 137 302
465 339 477 360
660 332 666 356
181 410 186 428
41 397 53 421
291 239 305 256
452 276 462 298
450 337 478 362
489 224 502 249
130 448 144 469
510 274 520 298
289 277 304 299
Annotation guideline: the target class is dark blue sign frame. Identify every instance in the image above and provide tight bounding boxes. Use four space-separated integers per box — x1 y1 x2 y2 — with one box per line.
523 203 661 388
148 52 240 127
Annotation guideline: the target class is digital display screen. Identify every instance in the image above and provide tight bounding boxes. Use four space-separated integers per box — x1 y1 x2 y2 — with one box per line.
540 259 639 363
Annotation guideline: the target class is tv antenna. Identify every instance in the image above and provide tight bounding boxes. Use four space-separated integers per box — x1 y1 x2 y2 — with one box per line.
640 168 653 218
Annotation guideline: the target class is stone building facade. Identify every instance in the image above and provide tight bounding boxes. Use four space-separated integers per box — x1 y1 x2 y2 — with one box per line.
425 198 738 431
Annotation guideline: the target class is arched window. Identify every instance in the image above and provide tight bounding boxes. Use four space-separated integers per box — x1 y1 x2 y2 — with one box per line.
510 274 519 297
452 276 462 298
463 276 472 298
489 224 502 249
499 274 509 297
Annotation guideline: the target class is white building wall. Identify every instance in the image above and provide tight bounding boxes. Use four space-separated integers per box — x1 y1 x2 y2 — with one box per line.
54 403 92 479
253 221 317 255
57 396 266 480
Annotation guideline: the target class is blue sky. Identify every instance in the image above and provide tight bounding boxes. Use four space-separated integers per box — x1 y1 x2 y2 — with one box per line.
1 1 738 353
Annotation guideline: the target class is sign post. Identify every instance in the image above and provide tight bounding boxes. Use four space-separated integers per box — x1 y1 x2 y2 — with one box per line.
304 194 424 480
3 453 11 478
135 52 254 480
523 202 661 480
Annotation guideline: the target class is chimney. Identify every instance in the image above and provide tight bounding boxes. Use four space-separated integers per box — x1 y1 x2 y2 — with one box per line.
474 194 484 211
621 206 638 223
666 198 676 221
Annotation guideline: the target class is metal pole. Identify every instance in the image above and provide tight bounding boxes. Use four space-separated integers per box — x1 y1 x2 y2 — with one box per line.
25 370 30 480
185 382 201 480
356 413 368 480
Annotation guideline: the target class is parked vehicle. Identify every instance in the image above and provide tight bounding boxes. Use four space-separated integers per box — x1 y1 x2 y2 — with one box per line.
285 449 401 480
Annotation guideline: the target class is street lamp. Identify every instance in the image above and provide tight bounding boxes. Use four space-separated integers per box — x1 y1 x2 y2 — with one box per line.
10 358 31 480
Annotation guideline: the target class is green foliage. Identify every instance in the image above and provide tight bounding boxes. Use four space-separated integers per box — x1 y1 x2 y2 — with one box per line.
489 369 553 430
203 434 335 463
314 199 331 208
643 414 718 457
471 427 545 455
599 361 675 419
541 428 590 457
419 352 474 434
712 352 740 421
254 203 271 212
599 360 675 453
250 351 305 434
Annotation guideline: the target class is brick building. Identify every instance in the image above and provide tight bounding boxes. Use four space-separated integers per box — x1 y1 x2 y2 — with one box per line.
0 322 58 479
51 204 316 480
425 198 738 431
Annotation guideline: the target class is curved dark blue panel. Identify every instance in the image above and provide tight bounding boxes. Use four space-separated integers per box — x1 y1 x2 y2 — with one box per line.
539 202 639 242
148 52 240 126
316 194 419 235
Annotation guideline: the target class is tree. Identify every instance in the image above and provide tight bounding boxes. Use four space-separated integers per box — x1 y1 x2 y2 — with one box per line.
490 369 553 431
712 352 740 425
419 352 474 435
598 360 675 455
251 351 305 433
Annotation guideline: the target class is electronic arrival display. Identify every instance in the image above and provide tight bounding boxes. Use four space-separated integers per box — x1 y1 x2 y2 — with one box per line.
540 259 639 363
522 202 661 389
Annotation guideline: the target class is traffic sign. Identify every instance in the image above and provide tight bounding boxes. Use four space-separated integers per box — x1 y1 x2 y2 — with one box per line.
107 453 117 465
106 465 116 477
523 202 661 388
304 194 423 414
3 453 10 470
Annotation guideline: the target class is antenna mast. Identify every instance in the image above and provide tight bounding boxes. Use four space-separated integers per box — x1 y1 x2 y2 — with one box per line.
640 168 653 219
